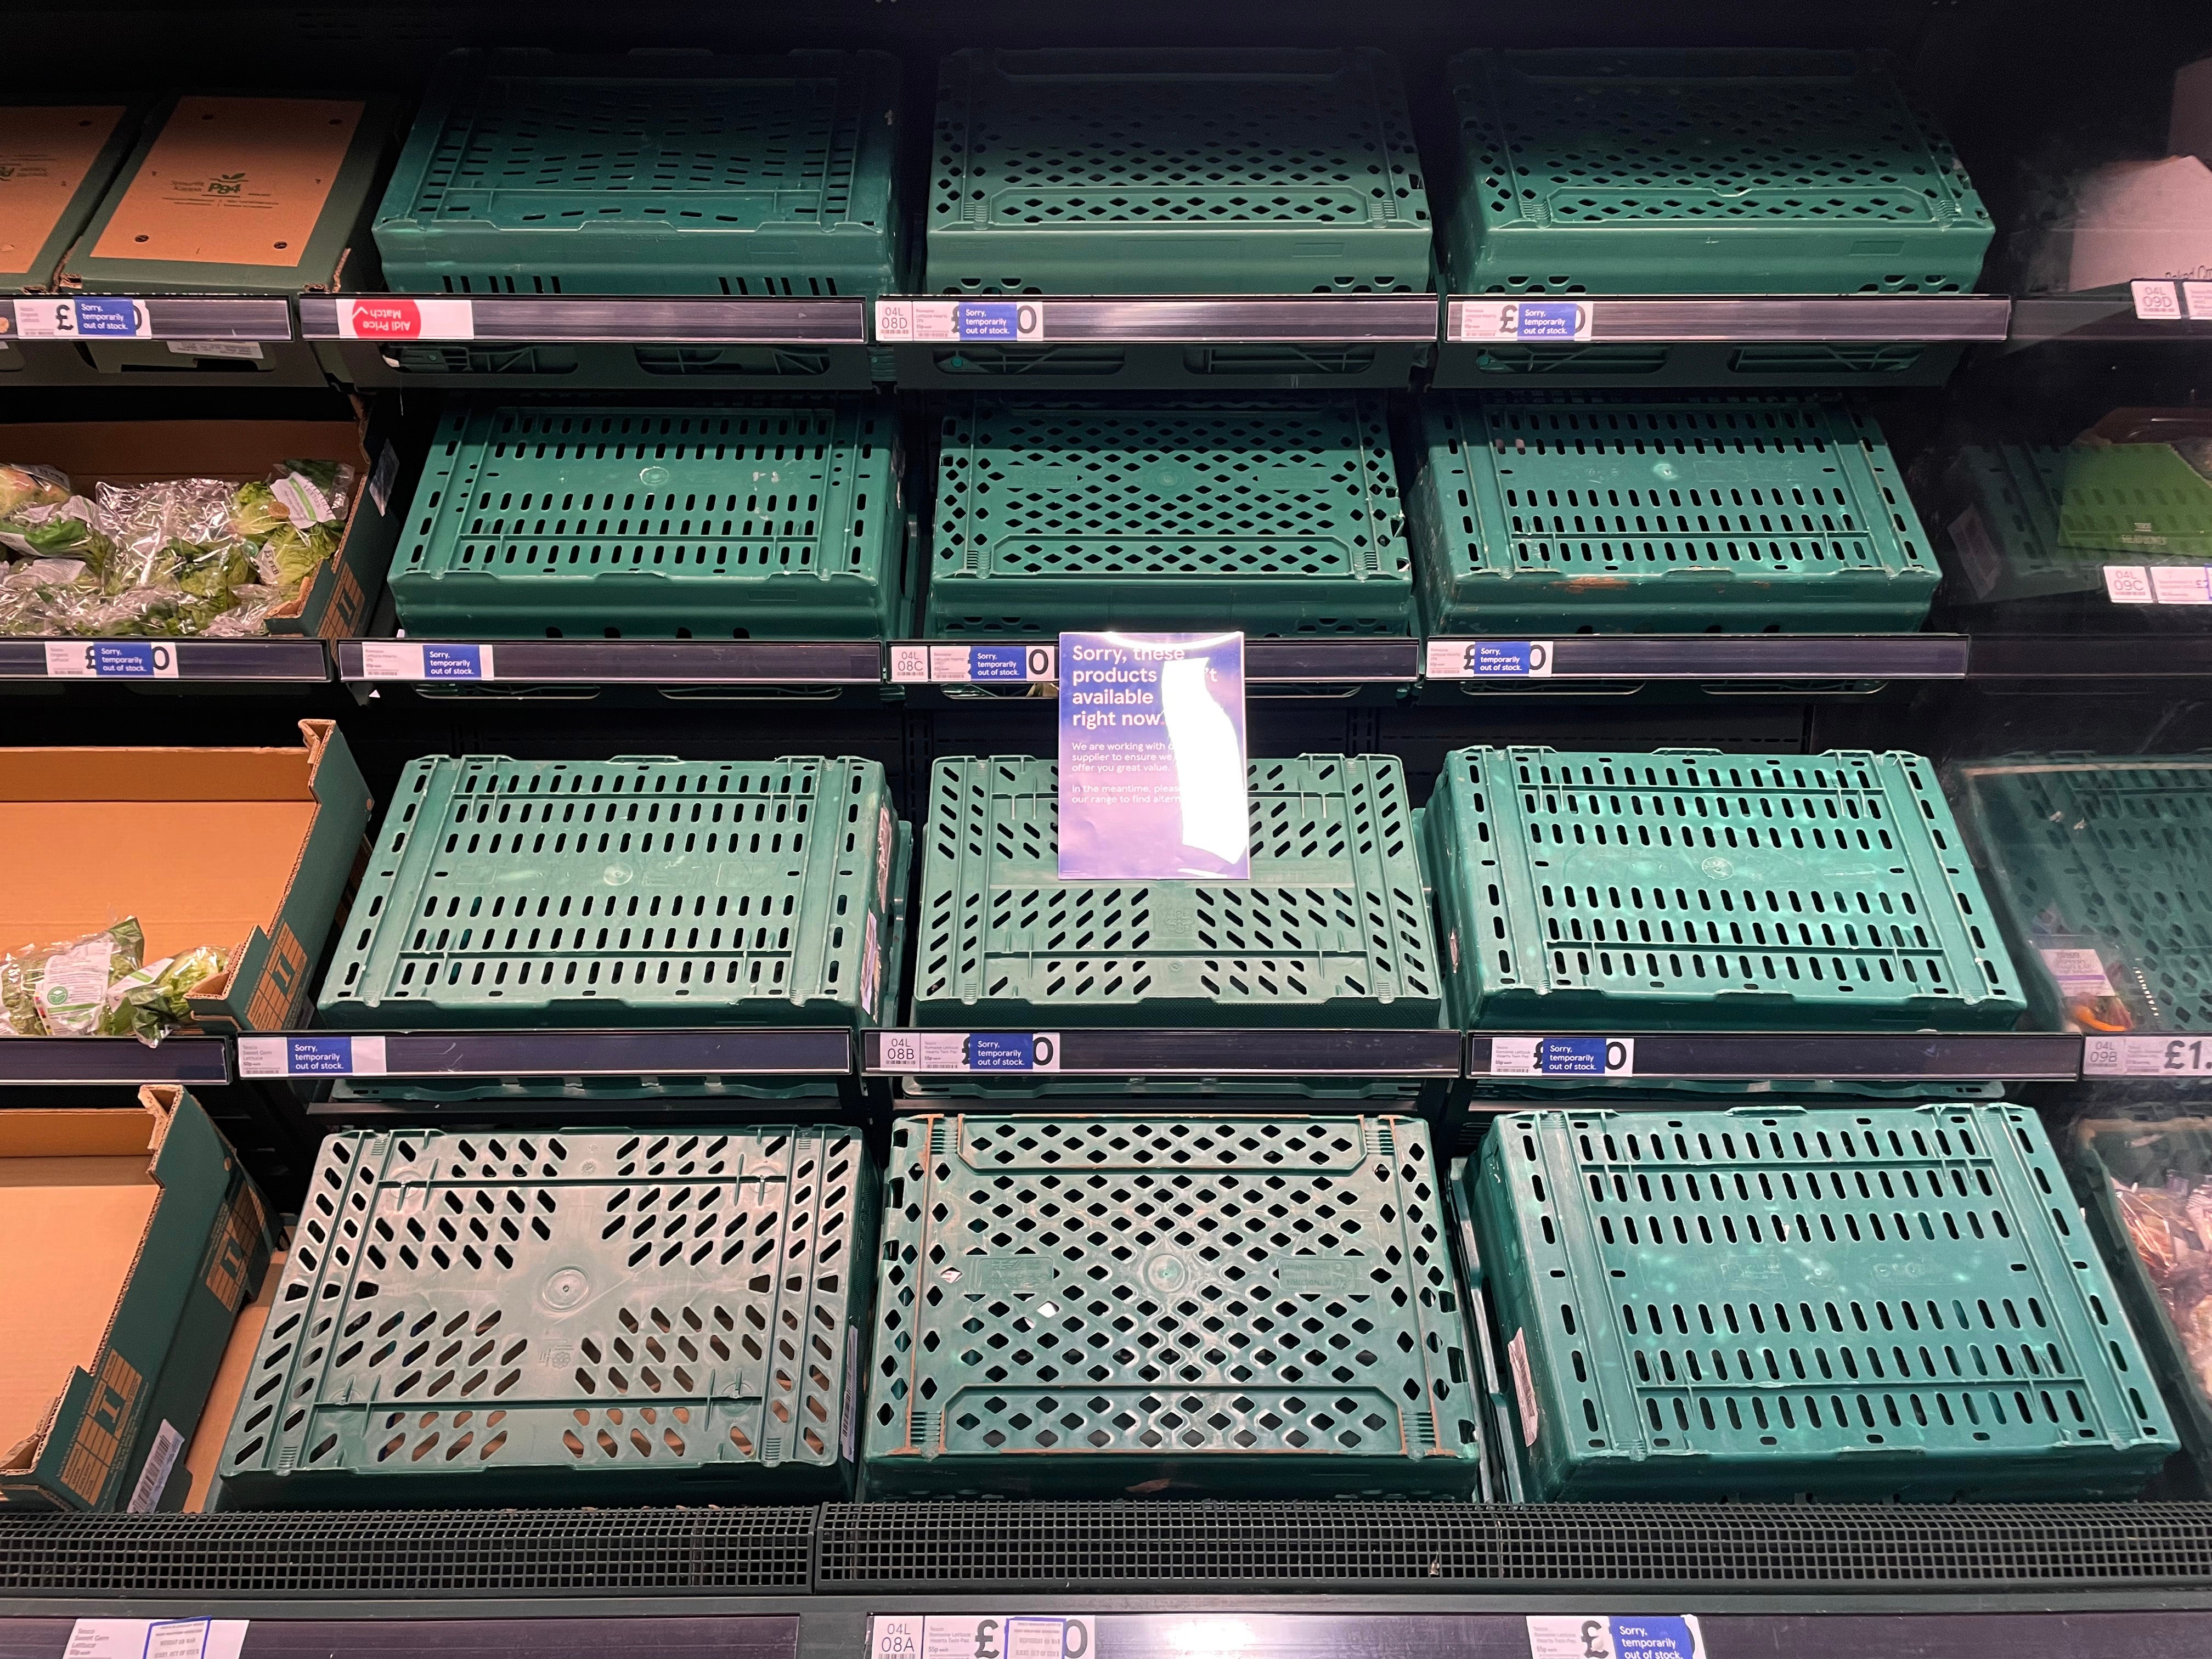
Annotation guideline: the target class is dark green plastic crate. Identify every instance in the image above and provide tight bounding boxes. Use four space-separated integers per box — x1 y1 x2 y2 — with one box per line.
915 754 1440 1028
1469 1104 2177 1500
388 399 905 639
1423 747 2027 1031
927 398 1412 637
1954 756 2212 1033
1940 444 2085 605
1445 50 1991 296
864 1110 1486 1497
374 49 900 297
318 754 905 1030
215 1125 876 1506
2072 1115 2212 1481
1409 394 1939 634
927 49 1431 295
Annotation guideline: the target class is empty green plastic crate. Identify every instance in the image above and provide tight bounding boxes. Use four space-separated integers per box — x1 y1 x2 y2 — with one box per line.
915 754 1440 1028
1469 1104 2177 1500
928 398 1412 637
865 1110 1486 1497
1954 756 2212 1034
1446 50 1991 296
927 49 1431 295
374 49 900 297
389 399 905 639
215 1124 876 1506
319 754 906 1030
1409 394 1939 634
1423 747 2027 1031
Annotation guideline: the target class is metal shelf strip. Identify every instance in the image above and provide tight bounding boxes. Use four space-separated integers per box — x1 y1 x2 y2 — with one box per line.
875 294 1439 344
0 1036 229 1086
1425 634 1968 681
0 639 331 683
297 296 868 345
1447 294 2011 344
865 1028 1464 1077
0 296 296 344
1468 1030 2083 1081
239 1029 855 1079
337 640 884 686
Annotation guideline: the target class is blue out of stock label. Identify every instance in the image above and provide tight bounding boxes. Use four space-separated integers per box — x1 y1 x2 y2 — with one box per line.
967 645 1031 681
237 1034 388 1078
1515 302 1584 339
1492 1036 1635 1076
1538 1037 1611 1074
956 302 1035 340
71 297 146 337
43 640 178 679
1425 639 1553 680
283 1037 358 1075
1528 1614 1703 1659
969 1033 1055 1070
420 644 488 679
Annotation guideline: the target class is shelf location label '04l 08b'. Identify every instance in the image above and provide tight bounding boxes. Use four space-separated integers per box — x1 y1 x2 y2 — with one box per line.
877 1032 1062 1073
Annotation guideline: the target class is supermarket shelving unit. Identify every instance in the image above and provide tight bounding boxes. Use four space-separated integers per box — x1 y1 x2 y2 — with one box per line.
8 0 2212 1643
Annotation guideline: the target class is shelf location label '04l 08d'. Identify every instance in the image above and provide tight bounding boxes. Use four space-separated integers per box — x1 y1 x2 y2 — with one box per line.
878 300 1045 342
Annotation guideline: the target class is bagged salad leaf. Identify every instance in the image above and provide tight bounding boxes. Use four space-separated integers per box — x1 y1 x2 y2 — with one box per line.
0 918 225 1041
0 456 356 638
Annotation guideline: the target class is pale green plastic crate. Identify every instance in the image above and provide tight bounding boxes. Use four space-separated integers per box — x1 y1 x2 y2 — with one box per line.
374 49 901 297
1446 50 1991 296
1470 1105 2177 1499
1424 747 2027 1031
1410 393 1939 634
927 49 1431 295
388 399 905 639
865 1110 1487 1497
927 397 1412 637
318 754 904 1030
915 754 1440 1029
215 1124 876 1506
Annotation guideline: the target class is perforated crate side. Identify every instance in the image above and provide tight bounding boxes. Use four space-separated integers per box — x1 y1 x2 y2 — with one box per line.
390 399 906 639
913 754 1440 1028
215 1125 876 1508
1444 49 1992 296
317 754 902 1029
1424 746 2027 1032
1408 394 1939 635
375 48 901 297
927 48 1432 295
1468 1105 2179 1501
1954 756 2212 1034
863 1111 1487 1497
926 397 1412 637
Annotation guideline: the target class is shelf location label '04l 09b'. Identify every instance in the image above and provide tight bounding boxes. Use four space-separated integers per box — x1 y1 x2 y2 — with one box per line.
2084 1034 2212 1076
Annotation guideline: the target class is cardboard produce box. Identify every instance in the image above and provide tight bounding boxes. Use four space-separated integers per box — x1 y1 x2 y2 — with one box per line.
0 105 137 292
0 1085 272 1512
57 93 397 295
0 719 370 1034
0 414 403 639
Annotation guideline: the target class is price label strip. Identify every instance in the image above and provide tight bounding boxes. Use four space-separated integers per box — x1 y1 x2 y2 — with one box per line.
869 1615 1093 1659
1491 1036 1637 1077
1425 640 1555 680
14 297 151 339
2103 566 2212 606
238 1035 388 1079
335 297 477 340
878 1032 1062 1073
889 643 1056 684
66 1623 251 1659
877 300 1047 342
2084 1035 2212 1077
1454 300 1595 343
44 641 179 679
358 642 496 681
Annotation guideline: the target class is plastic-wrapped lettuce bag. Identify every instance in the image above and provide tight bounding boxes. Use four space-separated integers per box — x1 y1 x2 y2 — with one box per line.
0 463 71 520
95 477 234 589
238 460 355 600
0 919 146 1036
104 944 226 1043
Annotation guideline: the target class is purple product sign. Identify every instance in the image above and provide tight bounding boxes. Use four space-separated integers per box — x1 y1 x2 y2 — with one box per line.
1057 631 1249 881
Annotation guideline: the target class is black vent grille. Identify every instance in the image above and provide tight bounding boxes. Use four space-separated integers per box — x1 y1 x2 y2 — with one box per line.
815 1502 2212 1588
0 1510 814 1596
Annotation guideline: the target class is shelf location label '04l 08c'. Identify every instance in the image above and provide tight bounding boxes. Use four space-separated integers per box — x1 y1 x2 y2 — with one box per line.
889 642 1056 684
